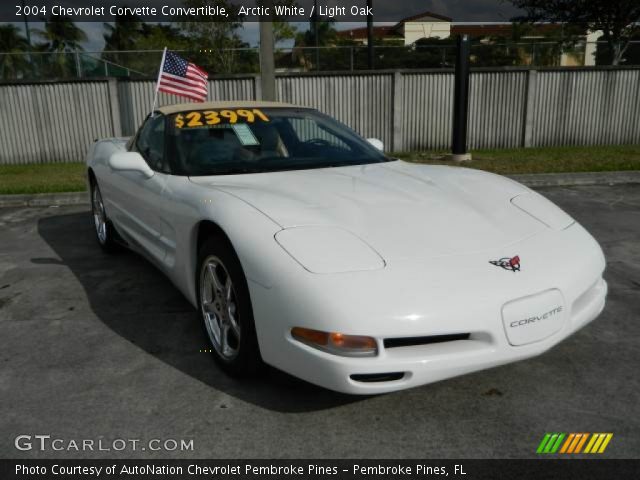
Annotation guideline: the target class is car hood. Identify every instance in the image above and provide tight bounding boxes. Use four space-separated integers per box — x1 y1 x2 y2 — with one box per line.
189 161 546 261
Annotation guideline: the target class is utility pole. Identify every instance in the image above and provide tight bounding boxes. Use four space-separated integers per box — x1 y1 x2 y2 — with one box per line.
259 15 276 101
21 0 32 47
313 0 320 70
366 0 374 69
450 34 471 161
21 0 33 75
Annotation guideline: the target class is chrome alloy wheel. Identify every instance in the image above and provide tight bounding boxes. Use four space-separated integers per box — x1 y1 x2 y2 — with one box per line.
92 186 107 244
200 256 241 360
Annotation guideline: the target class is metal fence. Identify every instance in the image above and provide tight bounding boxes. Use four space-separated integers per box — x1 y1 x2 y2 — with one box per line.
2 41 640 81
0 67 639 164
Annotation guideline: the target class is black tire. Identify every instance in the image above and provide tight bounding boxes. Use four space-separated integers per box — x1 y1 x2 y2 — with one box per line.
90 179 119 253
197 235 262 376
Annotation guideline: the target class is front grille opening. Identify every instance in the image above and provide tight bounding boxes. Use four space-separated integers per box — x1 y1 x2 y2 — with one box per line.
350 372 405 383
384 333 471 349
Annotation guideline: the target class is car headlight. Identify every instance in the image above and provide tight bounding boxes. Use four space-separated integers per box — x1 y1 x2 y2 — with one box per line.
291 327 378 357
511 192 575 230
275 226 385 274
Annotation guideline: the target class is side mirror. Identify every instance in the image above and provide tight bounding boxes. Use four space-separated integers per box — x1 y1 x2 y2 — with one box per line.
108 152 154 179
367 138 384 151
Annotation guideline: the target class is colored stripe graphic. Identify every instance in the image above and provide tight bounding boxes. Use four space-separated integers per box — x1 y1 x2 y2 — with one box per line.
574 433 589 453
538 433 613 454
584 433 614 454
591 434 606 453
598 434 614 453
536 434 552 454
567 433 583 453
544 433 559 453
559 433 575 453
584 434 599 453
566 434 579 453
550 433 565 453
536 433 565 454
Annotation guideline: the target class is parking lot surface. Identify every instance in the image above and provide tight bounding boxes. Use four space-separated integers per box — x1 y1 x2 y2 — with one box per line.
1 184 639 458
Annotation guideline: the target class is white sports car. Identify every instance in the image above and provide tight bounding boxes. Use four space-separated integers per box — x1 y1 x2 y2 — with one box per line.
86 101 607 394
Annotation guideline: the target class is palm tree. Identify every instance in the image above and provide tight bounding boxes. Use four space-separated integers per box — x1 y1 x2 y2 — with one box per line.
103 13 142 50
293 20 337 70
0 24 30 79
123 24 188 76
32 16 87 77
296 20 337 47
103 11 142 67
33 16 87 52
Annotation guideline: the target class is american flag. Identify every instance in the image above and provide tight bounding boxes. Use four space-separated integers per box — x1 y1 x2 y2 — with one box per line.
157 51 208 102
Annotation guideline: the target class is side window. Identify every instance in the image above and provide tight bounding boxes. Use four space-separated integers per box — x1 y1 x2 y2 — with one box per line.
135 115 166 172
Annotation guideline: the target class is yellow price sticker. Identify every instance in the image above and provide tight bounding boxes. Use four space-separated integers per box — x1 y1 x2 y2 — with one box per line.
174 109 270 129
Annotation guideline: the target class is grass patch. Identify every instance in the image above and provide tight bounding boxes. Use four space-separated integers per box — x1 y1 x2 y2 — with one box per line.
0 163 87 195
395 145 640 175
1 145 639 195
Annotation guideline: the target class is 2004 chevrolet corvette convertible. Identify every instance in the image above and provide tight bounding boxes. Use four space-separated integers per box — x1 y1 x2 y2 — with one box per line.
86 101 607 394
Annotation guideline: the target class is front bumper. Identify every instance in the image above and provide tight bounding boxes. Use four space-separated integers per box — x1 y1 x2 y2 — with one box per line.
250 223 607 394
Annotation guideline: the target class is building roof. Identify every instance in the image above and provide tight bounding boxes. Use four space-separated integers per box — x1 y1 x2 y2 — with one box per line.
397 11 453 24
337 11 453 40
156 101 301 115
451 23 566 38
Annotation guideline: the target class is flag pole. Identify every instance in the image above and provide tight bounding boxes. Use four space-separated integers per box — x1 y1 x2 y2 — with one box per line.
151 47 167 117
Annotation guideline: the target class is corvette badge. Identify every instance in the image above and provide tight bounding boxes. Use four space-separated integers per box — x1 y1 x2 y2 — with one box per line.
490 255 521 272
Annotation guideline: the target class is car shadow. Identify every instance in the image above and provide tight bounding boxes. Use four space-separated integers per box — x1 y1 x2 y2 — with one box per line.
36 211 366 413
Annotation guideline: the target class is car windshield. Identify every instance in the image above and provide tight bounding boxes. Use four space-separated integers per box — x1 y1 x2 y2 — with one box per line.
167 107 389 176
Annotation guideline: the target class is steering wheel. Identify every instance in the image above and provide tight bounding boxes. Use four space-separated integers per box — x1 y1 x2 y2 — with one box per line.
303 138 332 148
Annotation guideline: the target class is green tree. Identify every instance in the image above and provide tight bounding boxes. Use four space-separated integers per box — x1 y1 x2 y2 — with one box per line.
102 11 143 71
136 24 189 51
132 24 190 75
293 20 337 70
33 16 87 52
101 18 191 76
598 28 640 65
33 16 87 77
103 12 142 50
273 21 298 45
469 23 536 67
260 0 298 44
508 0 640 65
0 24 30 79
178 0 247 74
295 20 337 47
533 24 586 66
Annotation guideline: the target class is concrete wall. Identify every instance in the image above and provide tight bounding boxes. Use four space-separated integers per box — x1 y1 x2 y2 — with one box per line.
0 67 639 164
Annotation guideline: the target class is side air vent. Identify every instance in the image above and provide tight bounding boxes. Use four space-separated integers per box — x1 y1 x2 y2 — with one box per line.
350 372 405 383
384 333 470 349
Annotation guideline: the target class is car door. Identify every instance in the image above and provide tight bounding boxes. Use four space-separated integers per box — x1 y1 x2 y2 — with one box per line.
109 114 170 264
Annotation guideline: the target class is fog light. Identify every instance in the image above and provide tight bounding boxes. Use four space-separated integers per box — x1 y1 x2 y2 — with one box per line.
291 327 378 357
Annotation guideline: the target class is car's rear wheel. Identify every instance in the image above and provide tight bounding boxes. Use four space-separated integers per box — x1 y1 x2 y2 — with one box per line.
90 180 118 253
197 237 262 376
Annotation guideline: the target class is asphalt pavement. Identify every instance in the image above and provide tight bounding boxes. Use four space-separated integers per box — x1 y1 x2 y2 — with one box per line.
1 184 639 459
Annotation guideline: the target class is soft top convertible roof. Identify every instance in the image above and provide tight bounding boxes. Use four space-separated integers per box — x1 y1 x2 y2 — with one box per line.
156 101 306 115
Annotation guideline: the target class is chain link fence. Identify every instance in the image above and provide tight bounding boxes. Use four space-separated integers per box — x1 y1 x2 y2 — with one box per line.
1 41 639 81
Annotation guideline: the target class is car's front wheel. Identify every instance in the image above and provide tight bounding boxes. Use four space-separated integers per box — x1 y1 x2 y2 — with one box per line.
90 179 118 253
197 236 262 376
